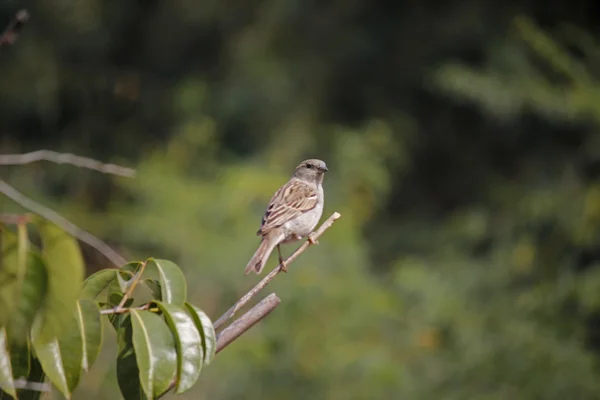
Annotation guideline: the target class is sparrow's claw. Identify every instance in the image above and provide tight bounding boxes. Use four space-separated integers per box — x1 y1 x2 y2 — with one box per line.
308 233 319 245
279 262 288 273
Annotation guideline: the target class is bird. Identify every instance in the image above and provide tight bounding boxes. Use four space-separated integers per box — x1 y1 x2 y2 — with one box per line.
244 159 328 275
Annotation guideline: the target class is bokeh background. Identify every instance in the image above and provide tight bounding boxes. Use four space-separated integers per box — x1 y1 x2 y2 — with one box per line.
3 0 600 399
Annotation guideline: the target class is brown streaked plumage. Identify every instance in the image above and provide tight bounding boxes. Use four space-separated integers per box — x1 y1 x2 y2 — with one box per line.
244 159 328 275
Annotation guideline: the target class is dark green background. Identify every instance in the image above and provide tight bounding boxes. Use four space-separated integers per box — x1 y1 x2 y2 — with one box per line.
2 1 600 398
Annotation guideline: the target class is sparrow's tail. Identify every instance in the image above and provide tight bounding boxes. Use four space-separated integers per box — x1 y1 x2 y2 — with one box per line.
244 236 278 275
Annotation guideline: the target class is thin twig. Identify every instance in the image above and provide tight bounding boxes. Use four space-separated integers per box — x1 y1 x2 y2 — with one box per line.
13 378 50 392
99 303 149 315
0 180 127 266
215 293 281 354
214 212 341 330
116 260 147 309
0 213 30 224
0 150 136 178
0 9 29 51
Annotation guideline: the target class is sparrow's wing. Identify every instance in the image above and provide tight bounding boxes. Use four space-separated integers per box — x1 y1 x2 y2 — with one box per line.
257 179 318 235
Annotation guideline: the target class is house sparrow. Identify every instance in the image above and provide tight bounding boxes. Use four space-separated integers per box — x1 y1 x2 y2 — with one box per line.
244 159 328 274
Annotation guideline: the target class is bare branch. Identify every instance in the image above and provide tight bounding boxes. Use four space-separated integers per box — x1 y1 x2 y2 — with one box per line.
214 212 341 330
99 303 150 315
215 293 281 354
0 180 127 267
0 150 136 178
0 9 29 50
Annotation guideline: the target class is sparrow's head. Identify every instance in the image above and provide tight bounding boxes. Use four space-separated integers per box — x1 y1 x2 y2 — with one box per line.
293 159 328 183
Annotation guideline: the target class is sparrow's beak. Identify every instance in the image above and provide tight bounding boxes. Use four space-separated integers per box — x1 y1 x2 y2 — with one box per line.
320 165 329 172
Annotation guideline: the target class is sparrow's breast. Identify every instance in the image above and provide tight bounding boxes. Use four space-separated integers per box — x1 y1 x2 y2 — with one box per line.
281 185 324 242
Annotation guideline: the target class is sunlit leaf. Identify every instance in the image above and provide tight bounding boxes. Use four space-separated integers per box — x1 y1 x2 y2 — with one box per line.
80 269 117 300
0 328 16 398
153 301 203 393
30 299 100 397
185 303 216 365
130 309 177 398
32 330 71 398
76 300 103 372
147 259 186 305
32 218 84 344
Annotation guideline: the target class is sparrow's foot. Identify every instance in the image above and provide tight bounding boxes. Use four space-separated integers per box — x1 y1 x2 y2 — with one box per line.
279 262 288 273
277 244 286 273
308 233 319 245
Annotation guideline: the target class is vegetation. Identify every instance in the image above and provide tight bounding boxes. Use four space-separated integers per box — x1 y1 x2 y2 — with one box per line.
3 1 600 399
0 214 215 399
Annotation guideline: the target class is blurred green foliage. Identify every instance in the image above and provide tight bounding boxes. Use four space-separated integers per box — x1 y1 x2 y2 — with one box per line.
3 0 600 399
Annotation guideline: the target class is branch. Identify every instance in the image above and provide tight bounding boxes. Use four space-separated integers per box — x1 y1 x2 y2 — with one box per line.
0 150 136 178
215 293 281 354
0 9 29 50
213 212 341 330
99 304 149 315
13 378 50 392
98 261 149 315
0 180 127 267
0 213 30 224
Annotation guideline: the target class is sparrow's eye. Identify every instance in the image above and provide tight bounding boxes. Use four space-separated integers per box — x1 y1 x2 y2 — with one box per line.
305 164 313 169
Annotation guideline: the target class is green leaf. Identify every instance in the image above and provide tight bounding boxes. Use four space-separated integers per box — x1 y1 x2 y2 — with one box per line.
0 328 16 398
0 228 23 329
108 312 128 332
1 326 31 386
76 300 103 372
0 226 47 341
106 279 125 307
7 338 30 380
31 330 77 398
116 316 148 400
7 252 47 342
185 303 216 365
32 218 84 344
152 302 203 394
105 279 134 331
80 269 117 300
117 262 142 293
144 279 161 300
147 259 186 305
130 310 177 398
31 298 102 398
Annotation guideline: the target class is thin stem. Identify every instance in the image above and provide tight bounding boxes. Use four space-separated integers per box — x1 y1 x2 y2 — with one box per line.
0 180 127 266
116 260 148 310
13 378 50 392
213 212 341 330
0 150 136 178
99 303 150 315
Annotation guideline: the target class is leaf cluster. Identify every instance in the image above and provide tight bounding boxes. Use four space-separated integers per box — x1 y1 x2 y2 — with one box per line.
0 218 215 399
